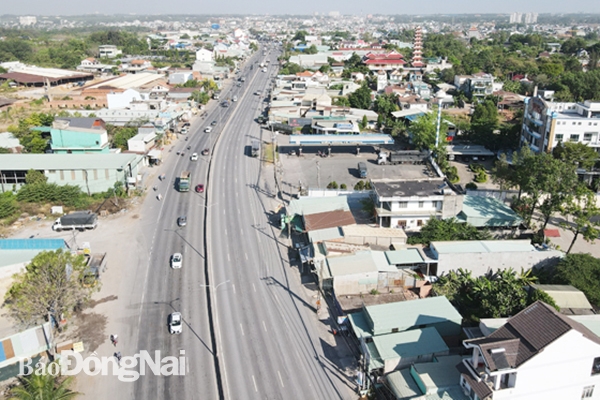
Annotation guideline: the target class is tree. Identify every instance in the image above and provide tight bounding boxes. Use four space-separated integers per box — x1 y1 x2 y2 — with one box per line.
409 112 447 150
359 115 369 130
4 250 97 328
560 185 600 253
538 157 578 230
292 30 308 43
191 90 210 105
407 218 491 246
25 169 47 185
8 365 79 400
470 99 499 144
552 253 600 307
552 141 599 170
304 45 318 55
347 83 372 110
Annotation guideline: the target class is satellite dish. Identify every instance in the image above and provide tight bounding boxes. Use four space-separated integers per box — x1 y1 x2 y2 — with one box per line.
211 24 220 30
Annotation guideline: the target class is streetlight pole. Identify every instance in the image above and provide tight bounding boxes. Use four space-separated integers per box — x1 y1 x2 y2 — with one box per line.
316 160 321 189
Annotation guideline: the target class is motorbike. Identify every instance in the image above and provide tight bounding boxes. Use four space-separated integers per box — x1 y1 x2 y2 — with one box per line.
176 151 180 155
187 145 191 150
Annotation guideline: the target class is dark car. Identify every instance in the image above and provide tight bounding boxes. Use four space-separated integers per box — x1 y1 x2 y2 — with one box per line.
177 216 187 227
211 120 217 126
195 184 205 193
201 148 210 156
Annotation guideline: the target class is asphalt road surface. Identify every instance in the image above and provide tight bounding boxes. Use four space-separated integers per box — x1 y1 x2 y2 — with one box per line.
207 49 353 399
133 45 353 400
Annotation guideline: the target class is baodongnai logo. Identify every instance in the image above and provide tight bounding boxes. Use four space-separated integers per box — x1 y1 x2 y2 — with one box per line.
19 350 186 382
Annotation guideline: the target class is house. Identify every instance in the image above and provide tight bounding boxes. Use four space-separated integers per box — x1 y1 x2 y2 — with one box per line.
362 51 407 71
459 301 600 400
43 117 110 154
371 178 462 231
461 73 495 100
367 327 450 373
530 284 595 315
521 93 600 154
98 45 122 58
127 126 157 153
0 153 144 194
120 59 152 74
455 195 523 228
0 322 52 379
376 70 388 92
428 240 562 278
348 296 463 339
0 132 23 153
195 48 214 62
385 355 468 400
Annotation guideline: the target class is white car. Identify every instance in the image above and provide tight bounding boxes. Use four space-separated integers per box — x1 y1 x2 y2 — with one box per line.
204 126 212 133
171 253 182 269
233 95 238 102
190 153 198 161
169 312 183 334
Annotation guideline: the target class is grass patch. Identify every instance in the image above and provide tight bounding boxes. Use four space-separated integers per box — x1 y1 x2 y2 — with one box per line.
263 143 278 164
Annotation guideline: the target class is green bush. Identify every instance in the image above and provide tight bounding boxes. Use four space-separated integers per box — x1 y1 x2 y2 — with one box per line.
469 163 485 173
340 183 347 189
354 180 365 190
474 171 488 183
465 182 478 190
326 181 338 189
0 192 18 219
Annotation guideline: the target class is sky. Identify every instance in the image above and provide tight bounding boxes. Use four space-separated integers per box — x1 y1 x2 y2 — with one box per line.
2 0 600 16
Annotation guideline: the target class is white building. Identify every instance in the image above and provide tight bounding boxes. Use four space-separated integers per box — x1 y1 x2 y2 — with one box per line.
107 88 145 110
459 301 600 400
509 13 522 24
371 179 463 231
195 48 213 62
19 16 36 26
98 45 122 58
521 94 600 154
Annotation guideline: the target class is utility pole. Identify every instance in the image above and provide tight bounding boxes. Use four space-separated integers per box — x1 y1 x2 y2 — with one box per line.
435 98 443 148
316 161 321 189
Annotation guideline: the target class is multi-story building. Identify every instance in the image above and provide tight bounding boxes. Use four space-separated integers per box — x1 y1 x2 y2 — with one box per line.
509 13 522 24
362 51 406 71
371 178 462 231
521 94 600 154
459 301 600 400
98 45 122 59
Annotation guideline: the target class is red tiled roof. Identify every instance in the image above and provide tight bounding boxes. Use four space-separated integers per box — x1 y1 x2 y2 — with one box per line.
365 59 406 65
303 210 356 232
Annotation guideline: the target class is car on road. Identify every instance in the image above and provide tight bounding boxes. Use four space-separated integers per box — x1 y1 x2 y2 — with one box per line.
168 312 183 334
254 90 262 96
204 126 212 133
211 120 217 126
232 95 238 102
195 184 205 193
190 153 198 161
171 253 182 269
181 127 188 134
177 216 187 227
201 148 210 156
236 83 241 87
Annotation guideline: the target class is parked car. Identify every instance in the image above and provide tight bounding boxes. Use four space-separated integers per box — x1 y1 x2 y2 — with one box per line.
190 153 198 161
201 148 210 156
177 216 187 227
204 126 212 133
171 253 182 269
195 184 205 193
169 312 183 334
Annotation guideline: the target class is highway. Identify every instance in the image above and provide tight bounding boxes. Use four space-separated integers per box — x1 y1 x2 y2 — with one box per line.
208 49 353 399
133 44 353 400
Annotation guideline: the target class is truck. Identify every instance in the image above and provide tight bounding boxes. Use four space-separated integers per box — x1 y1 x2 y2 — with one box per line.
358 162 368 178
377 150 428 165
212 91 221 100
178 171 191 192
52 211 98 232
251 140 260 157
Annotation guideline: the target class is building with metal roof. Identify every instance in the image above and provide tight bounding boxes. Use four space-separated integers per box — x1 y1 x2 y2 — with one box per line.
0 238 67 279
86 72 166 90
289 134 394 146
367 327 449 373
348 296 462 339
385 355 468 400
429 239 563 277
531 284 594 315
0 65 92 87
0 153 144 194
455 195 523 228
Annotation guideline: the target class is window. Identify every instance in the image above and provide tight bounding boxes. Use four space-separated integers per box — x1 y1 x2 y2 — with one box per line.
570 134 580 142
592 357 600 375
398 202 408 208
417 220 424 227
555 134 564 141
578 122 582 125
584 133 593 141
418 201 424 208
582 386 594 398
397 220 407 227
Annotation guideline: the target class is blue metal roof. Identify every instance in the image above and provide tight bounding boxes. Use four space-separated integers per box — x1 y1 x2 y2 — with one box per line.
0 239 66 250
289 134 394 145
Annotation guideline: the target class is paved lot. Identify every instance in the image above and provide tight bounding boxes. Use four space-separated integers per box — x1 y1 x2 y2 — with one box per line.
449 158 498 190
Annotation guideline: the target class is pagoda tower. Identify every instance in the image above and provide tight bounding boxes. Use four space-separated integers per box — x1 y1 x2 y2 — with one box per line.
412 27 424 68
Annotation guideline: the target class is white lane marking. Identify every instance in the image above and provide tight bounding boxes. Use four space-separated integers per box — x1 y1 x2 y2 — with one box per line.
252 375 258 392
240 228 243 235
238 209 240 215
240 323 245 336
232 284 236 294
224 228 227 236
253 283 256 292
227 253 231 262
262 320 267 332
245 253 248 260
278 370 284 388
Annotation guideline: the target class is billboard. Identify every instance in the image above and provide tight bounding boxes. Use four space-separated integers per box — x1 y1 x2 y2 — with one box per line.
288 118 312 127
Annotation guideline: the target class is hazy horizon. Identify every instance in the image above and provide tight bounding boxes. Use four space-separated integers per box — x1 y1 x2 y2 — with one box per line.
2 0 600 18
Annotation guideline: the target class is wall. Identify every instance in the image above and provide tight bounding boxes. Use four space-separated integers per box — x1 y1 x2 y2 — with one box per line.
107 89 143 110
492 330 600 400
333 271 378 295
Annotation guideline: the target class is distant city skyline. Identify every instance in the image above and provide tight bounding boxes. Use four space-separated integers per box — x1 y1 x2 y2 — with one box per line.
2 0 600 17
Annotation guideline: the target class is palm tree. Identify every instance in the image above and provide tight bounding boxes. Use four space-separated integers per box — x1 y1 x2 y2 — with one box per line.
9 366 80 400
